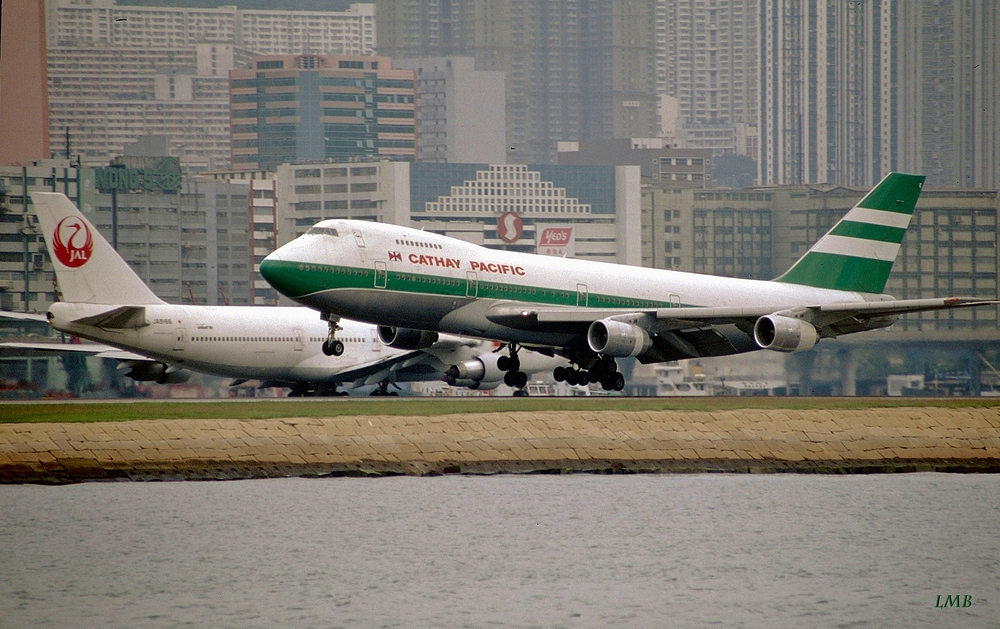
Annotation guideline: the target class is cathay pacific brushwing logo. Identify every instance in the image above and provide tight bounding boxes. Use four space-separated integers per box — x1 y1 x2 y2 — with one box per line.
52 217 94 268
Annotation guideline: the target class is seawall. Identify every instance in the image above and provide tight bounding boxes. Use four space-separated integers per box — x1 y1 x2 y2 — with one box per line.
2 407 999 483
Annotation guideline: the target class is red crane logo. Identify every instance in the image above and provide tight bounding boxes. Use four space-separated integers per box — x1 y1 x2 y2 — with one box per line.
52 217 94 268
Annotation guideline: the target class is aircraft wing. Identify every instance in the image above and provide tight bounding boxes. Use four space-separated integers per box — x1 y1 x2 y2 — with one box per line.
312 349 433 388
489 296 994 329
486 297 997 360
0 341 149 361
0 311 49 322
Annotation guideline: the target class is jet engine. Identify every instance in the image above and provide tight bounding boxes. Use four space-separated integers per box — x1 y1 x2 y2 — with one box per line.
120 361 192 384
753 314 819 353
377 326 440 350
587 319 653 357
445 352 504 387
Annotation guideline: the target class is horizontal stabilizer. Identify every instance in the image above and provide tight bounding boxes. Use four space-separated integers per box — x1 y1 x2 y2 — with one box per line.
70 306 148 329
0 311 49 322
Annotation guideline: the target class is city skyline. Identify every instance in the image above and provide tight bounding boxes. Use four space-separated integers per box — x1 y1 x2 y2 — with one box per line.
1 0 994 191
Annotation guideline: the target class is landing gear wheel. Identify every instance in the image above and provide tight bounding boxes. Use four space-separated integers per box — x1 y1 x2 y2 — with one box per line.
612 373 625 391
322 339 345 357
513 389 529 397
498 343 520 374
515 371 528 388
504 371 518 387
553 366 566 382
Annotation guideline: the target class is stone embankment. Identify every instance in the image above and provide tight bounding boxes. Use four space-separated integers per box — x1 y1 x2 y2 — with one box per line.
2 407 999 483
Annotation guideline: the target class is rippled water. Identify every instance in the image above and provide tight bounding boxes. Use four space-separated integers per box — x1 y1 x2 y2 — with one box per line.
1 474 998 628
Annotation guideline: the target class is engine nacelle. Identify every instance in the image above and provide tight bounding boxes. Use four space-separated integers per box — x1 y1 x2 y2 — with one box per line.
445 352 504 384
121 361 192 384
377 326 439 350
587 319 652 357
753 314 819 353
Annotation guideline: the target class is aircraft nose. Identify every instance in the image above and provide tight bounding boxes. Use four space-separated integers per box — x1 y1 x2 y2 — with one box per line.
260 244 309 299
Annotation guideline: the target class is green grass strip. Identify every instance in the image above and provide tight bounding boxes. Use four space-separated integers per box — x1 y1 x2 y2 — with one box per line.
2 396 999 424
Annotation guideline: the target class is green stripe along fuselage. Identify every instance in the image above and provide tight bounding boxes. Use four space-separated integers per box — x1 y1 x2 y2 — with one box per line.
261 259 674 310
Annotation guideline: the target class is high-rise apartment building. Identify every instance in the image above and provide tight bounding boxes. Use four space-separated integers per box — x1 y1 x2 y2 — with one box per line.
757 0 998 189
229 54 416 170
665 0 758 155
48 44 247 169
376 0 664 165
43 0 377 169
758 0 894 186
895 0 1000 189
46 0 375 56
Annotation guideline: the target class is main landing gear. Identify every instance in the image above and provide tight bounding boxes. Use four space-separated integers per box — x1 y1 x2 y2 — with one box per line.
369 379 399 396
288 383 349 397
321 315 344 357
554 356 625 392
497 343 529 391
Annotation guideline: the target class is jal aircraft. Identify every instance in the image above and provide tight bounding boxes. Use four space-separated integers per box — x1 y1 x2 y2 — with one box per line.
8 192 563 396
260 172 995 390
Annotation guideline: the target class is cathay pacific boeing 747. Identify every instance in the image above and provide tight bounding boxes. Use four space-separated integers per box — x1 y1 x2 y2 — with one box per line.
260 173 996 390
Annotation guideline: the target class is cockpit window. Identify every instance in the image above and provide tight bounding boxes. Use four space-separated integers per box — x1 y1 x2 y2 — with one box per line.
306 226 339 237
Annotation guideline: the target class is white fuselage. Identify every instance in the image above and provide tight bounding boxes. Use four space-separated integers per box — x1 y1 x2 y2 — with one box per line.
262 220 872 347
47 302 399 383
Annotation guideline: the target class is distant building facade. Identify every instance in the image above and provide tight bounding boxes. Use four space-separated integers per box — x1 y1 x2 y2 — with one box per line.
0 161 81 312
557 139 712 187
410 163 642 266
376 0 664 165
89 158 256 306
275 161 411 243
42 0 377 169
393 57 506 164
230 55 416 170
665 0 758 157
758 0 999 189
0 0 50 166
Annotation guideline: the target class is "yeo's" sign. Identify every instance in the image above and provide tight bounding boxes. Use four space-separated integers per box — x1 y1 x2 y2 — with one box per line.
536 226 574 257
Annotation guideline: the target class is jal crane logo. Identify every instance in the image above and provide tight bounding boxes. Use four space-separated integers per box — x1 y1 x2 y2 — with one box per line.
52 217 94 268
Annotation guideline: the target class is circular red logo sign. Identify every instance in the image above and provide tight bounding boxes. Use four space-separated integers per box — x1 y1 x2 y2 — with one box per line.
498 212 523 243
52 217 94 268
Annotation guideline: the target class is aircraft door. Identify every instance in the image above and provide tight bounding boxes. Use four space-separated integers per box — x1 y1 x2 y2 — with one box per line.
670 293 681 308
173 328 186 352
353 230 366 248
466 271 478 297
576 283 589 307
374 261 387 288
293 328 304 352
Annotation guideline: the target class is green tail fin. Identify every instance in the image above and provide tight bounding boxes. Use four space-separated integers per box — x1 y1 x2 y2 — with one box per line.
774 172 925 293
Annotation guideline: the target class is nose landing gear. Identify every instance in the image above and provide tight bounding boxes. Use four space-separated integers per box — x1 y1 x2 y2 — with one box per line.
321 315 344 356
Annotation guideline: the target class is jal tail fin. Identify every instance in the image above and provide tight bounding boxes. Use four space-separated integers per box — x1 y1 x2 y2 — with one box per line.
30 192 164 305
773 172 925 294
